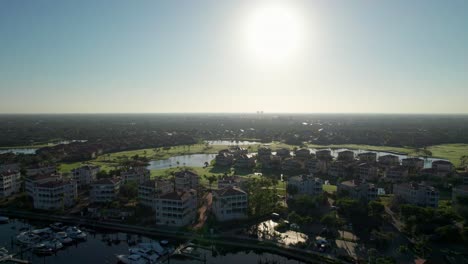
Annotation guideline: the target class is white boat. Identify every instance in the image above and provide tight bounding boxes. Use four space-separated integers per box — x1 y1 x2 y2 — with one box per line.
55 231 74 244
16 231 41 245
32 243 55 255
42 239 63 250
0 216 9 224
116 254 147 264
66 226 87 240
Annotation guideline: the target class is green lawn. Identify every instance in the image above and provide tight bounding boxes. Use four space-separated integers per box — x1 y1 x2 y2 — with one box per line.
427 144 468 167
322 184 337 194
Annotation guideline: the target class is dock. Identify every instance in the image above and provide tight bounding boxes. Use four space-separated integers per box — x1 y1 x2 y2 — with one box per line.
0 255 31 263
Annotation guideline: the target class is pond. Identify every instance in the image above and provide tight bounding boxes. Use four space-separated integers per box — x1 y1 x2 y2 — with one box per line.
147 154 217 170
0 148 37 155
205 140 262 145
0 219 306 264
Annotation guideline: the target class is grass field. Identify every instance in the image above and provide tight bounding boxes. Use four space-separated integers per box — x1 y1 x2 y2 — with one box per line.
427 144 468 167
322 184 337 194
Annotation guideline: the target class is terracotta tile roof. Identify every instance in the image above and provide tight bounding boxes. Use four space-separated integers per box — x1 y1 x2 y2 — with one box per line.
215 186 246 196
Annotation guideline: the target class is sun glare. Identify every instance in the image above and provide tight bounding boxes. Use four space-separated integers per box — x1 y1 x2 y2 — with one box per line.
242 2 305 66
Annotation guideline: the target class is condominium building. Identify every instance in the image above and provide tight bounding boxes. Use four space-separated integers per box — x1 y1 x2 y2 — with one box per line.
0 170 22 198
287 175 323 198
213 187 248 221
378 155 400 167
357 152 377 163
281 158 302 173
393 182 439 208
234 154 256 169
71 165 100 187
357 163 379 181
294 149 312 160
276 148 291 159
215 150 234 166
174 170 199 191
90 178 121 203
328 161 348 178
384 166 409 182
121 167 150 184
305 159 328 174
452 185 468 203
402 158 424 172
217 175 244 189
26 164 57 177
154 189 197 227
338 180 378 201
432 160 454 175
33 180 77 210
315 149 332 161
25 173 63 198
337 150 355 162
138 179 174 209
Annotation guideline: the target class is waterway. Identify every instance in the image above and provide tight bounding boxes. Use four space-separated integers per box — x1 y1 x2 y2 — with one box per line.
0 219 305 264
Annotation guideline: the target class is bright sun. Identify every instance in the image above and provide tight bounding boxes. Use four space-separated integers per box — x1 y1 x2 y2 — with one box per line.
242 2 304 66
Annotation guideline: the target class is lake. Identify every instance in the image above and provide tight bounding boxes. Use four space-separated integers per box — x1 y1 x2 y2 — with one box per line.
146 148 444 171
205 140 262 145
147 154 217 170
0 219 305 264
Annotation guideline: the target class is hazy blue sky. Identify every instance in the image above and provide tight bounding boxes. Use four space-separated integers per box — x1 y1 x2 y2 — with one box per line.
1 0 467 113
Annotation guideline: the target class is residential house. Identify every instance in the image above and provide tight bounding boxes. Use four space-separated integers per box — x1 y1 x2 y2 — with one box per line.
287 175 323 198
393 182 439 208
90 178 121 203
338 179 378 201
71 165 100 187
0 170 22 198
175 170 199 191
154 189 197 227
213 187 248 221
33 180 77 210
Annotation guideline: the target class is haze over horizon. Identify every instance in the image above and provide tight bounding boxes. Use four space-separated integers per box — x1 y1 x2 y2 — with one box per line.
1 0 467 114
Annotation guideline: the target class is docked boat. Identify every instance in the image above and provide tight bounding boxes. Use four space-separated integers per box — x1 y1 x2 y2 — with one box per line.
66 226 87 240
0 216 9 224
0 247 10 258
42 239 63 250
128 247 159 262
50 222 67 231
16 231 41 246
136 242 165 255
116 254 147 264
32 227 54 240
55 231 74 245
32 243 55 255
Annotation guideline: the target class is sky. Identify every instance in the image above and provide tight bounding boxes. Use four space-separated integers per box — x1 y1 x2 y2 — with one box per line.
0 0 467 114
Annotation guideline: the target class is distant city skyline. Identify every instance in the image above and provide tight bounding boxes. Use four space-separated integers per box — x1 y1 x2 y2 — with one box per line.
1 0 467 114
